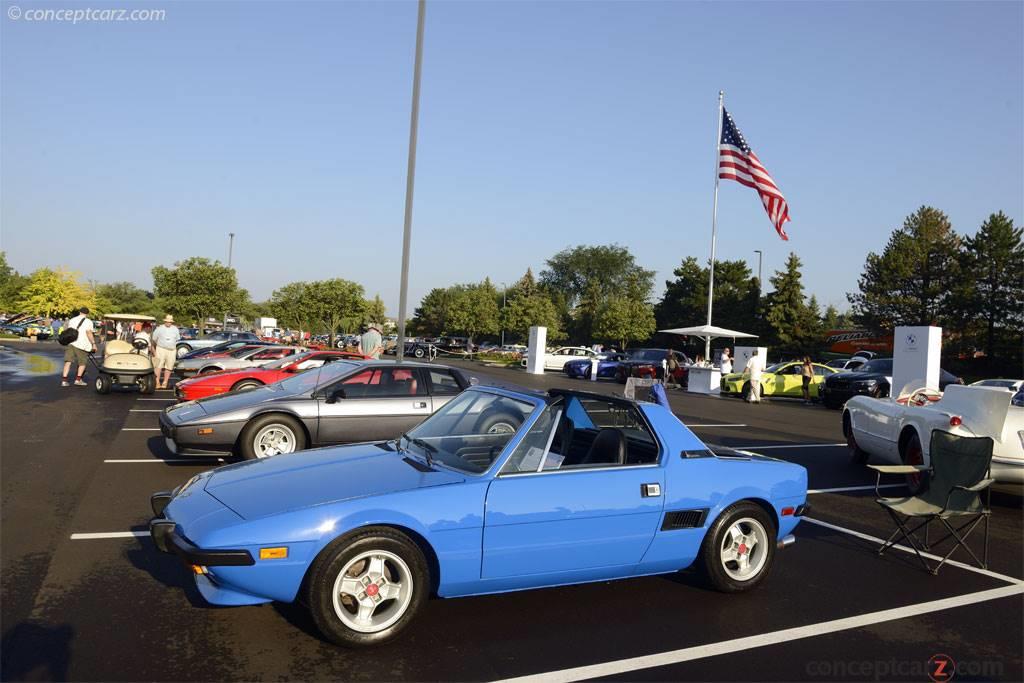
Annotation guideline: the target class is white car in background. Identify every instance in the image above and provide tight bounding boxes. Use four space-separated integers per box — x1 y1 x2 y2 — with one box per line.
520 346 602 371
842 381 1024 490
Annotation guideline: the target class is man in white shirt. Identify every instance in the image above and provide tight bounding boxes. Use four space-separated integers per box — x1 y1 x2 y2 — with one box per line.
62 307 96 387
745 349 765 403
151 314 181 389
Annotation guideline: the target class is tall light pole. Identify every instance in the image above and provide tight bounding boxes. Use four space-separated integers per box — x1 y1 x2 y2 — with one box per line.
396 0 426 363
753 249 763 298
227 232 235 268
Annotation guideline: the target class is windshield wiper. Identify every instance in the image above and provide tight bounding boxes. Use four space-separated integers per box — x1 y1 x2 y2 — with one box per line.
400 432 437 468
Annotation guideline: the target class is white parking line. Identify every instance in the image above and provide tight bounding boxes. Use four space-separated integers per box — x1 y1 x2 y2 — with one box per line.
70 531 150 540
121 428 161 432
802 517 1023 585
494 584 1024 683
687 424 747 428
733 443 846 450
104 458 223 463
808 484 902 494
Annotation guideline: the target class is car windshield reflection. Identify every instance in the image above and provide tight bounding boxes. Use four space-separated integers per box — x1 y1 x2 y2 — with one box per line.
402 390 536 474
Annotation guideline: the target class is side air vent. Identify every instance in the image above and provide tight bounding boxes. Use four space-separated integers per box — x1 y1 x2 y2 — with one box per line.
661 509 709 531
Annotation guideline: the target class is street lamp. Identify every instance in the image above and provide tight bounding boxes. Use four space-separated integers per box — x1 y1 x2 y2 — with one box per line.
500 283 508 347
753 250 763 298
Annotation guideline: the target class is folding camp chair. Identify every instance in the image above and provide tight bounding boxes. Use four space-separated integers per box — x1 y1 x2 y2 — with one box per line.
870 430 994 575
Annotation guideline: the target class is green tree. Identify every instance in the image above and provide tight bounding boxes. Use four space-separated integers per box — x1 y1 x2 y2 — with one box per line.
151 257 247 325
268 282 316 333
94 281 157 316
16 268 96 317
848 206 962 330
763 253 818 354
363 294 388 327
270 279 365 345
591 273 656 348
410 288 456 336
446 279 501 345
821 304 840 332
540 244 654 341
654 257 759 335
957 212 1024 357
0 252 28 311
502 269 564 341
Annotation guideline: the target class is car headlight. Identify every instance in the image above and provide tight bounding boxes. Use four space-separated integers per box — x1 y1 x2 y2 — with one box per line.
853 380 878 389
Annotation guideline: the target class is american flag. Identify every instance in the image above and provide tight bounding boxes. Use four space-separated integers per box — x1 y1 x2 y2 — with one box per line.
718 108 790 241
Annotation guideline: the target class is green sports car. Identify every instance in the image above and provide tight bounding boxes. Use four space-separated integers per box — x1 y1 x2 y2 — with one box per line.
720 362 838 399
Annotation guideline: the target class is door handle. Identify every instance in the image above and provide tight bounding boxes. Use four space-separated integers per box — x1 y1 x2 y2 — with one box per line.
641 483 661 497
413 401 427 409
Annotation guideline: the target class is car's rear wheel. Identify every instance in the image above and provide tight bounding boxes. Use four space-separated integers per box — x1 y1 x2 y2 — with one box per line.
232 379 263 392
176 344 192 358
844 412 868 464
699 502 776 592
240 414 306 459
307 528 429 647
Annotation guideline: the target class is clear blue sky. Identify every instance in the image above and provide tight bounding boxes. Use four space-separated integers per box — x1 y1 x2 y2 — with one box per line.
2 1 1021 317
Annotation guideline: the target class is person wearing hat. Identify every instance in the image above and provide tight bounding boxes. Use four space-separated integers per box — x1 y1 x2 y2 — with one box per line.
151 314 181 389
358 323 383 359
61 306 96 387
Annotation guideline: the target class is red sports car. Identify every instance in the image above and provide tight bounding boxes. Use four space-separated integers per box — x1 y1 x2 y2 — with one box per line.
174 350 369 401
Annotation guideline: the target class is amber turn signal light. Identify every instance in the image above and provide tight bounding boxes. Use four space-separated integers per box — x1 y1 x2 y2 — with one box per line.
260 547 288 560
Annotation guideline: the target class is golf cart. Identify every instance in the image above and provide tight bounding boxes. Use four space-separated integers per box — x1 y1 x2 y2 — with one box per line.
93 314 157 394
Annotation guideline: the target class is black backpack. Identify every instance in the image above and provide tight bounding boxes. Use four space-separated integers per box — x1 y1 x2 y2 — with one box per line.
58 317 86 346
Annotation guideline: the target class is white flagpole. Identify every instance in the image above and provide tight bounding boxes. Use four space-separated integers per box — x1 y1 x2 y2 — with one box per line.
704 90 724 362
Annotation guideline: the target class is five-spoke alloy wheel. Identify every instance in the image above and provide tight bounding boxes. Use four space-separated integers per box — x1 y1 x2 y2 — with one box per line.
308 528 429 647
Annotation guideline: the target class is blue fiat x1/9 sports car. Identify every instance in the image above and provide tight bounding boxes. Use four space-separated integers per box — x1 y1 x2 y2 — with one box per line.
150 385 807 647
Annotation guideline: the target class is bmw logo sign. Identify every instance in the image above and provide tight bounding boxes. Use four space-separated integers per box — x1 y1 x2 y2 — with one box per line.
906 334 917 346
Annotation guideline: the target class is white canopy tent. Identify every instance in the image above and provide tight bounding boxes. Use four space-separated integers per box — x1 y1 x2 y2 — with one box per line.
659 325 758 358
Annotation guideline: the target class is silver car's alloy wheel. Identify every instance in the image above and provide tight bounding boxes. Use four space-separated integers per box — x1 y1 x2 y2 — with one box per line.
176 346 189 358
719 517 769 581
253 423 298 458
332 550 414 634
487 422 516 435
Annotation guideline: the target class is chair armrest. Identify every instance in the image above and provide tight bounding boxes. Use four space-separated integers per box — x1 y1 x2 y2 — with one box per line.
954 478 996 493
867 465 929 474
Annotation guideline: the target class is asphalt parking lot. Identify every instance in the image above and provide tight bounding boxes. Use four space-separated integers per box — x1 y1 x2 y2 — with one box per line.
2 343 1021 682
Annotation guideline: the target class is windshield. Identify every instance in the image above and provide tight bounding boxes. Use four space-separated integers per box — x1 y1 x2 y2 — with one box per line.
229 346 260 358
274 360 359 394
860 359 893 374
262 352 312 370
402 390 537 474
626 349 666 361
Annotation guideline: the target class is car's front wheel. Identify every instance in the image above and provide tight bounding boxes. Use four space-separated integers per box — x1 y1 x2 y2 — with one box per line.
699 502 776 592
307 528 429 647
239 414 306 459
232 379 263 392
176 344 192 358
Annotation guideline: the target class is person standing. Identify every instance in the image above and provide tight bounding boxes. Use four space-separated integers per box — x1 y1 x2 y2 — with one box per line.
720 348 732 374
359 324 383 359
745 349 765 403
801 355 814 404
61 307 96 386
151 315 180 389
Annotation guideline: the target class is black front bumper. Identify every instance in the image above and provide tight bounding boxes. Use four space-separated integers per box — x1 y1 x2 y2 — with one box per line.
149 492 254 567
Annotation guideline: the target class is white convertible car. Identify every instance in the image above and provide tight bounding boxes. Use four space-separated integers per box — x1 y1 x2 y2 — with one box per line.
843 381 1024 490
520 346 602 371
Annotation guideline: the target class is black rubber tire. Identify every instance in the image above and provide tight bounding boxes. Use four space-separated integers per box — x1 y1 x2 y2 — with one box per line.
306 527 429 648
176 344 192 358
900 430 927 495
140 374 156 395
413 347 425 359
239 413 307 460
232 379 264 392
475 411 521 435
699 502 777 593
844 412 868 464
95 373 112 394
742 381 763 401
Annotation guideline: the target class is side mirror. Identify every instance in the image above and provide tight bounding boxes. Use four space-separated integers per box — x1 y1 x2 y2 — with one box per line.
325 388 346 404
